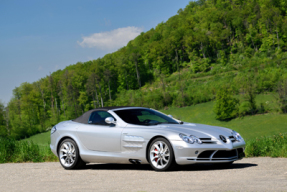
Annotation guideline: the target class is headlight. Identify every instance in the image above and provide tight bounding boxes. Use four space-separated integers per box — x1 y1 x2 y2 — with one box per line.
179 133 202 144
231 130 242 141
51 126 57 134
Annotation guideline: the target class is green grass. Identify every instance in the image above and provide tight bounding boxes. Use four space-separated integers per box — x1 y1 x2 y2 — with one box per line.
23 131 51 146
162 102 287 141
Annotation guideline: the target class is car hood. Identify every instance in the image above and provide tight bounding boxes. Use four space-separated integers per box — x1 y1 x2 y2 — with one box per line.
160 122 233 139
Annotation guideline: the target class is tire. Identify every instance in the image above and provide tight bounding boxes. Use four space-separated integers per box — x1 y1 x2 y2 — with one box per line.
58 139 86 170
148 138 175 171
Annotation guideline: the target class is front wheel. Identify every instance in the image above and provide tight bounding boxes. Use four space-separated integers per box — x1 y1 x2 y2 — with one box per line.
58 139 86 169
148 138 175 171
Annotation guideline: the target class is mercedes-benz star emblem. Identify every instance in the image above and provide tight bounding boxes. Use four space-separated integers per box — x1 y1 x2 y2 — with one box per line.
219 135 227 143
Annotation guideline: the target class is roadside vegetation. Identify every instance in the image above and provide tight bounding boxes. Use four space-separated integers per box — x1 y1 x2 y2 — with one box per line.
0 137 57 163
245 133 287 158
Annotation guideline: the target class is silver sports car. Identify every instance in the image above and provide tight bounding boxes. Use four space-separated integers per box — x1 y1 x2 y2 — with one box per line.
50 107 246 171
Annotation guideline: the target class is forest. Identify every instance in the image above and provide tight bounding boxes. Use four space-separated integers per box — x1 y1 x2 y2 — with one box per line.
1 0 287 139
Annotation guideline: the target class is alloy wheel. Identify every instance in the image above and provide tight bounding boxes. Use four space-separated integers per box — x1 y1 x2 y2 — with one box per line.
59 141 76 167
149 141 170 169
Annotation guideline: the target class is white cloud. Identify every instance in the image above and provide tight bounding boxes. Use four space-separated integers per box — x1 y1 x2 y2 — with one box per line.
77 26 143 51
38 66 43 71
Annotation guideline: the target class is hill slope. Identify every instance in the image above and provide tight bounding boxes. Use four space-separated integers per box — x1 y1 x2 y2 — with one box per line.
24 94 287 146
1 0 287 139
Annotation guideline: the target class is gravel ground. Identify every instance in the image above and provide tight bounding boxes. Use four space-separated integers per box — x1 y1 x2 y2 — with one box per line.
0 157 286 192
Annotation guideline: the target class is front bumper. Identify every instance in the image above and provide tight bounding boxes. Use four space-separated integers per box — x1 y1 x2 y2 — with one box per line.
171 140 245 165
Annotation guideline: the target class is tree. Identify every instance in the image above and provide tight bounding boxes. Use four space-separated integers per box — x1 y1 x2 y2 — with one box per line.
86 73 100 108
241 76 257 115
104 69 113 101
214 87 239 121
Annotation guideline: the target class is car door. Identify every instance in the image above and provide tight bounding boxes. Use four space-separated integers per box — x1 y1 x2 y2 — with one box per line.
76 111 123 152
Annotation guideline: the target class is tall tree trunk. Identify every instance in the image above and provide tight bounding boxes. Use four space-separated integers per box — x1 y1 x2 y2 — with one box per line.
98 83 104 107
92 92 96 108
94 77 101 108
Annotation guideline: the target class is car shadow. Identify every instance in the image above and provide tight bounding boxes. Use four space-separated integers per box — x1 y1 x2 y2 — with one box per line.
80 162 257 172
176 163 258 171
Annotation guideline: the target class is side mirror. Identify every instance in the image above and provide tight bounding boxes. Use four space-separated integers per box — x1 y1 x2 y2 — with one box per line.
168 115 173 118
105 117 116 125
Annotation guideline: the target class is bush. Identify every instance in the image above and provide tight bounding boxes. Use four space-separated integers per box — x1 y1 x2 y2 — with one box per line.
238 101 250 117
0 137 58 163
214 87 239 121
245 133 287 157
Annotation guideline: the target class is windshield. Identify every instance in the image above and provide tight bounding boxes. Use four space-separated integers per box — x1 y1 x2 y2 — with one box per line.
114 108 179 126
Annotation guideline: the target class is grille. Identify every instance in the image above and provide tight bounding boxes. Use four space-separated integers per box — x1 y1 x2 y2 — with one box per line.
192 148 245 162
213 149 237 158
200 138 217 144
197 150 215 158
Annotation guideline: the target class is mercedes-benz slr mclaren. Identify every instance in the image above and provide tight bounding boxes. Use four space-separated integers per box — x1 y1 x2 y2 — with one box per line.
50 107 245 171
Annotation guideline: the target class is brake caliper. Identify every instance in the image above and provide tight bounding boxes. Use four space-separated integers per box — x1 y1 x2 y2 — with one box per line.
154 148 158 162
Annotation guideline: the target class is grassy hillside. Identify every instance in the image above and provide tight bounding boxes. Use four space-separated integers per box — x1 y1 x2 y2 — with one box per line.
24 94 286 146
23 131 51 146
163 93 287 140
164 103 287 140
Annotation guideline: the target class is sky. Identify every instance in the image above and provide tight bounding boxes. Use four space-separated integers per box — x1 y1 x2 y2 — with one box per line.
0 0 191 105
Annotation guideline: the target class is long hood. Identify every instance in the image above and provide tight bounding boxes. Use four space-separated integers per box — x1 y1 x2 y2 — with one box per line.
161 123 233 138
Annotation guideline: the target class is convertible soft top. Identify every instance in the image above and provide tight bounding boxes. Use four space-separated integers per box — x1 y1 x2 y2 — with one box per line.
73 106 130 124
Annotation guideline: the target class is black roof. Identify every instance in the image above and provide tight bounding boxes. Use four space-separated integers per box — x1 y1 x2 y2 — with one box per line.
73 106 132 124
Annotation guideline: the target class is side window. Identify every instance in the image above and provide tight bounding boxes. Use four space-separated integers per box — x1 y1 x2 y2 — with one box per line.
88 111 115 125
138 110 167 123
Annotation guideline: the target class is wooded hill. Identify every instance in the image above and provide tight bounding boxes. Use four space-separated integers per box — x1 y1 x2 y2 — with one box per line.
1 0 287 139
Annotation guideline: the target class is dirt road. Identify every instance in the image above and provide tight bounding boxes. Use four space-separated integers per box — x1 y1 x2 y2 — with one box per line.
0 157 286 192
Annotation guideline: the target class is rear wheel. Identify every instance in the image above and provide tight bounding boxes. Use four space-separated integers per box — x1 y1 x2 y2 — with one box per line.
148 138 175 171
58 139 86 169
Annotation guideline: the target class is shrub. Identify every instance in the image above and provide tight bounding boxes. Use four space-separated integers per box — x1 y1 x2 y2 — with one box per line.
214 87 239 121
238 101 250 117
0 137 58 163
245 133 287 157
